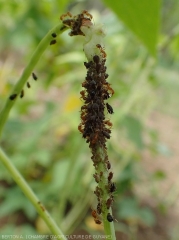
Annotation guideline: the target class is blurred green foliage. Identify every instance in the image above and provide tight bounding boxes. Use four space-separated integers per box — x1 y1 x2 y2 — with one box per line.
103 0 161 56
0 0 179 239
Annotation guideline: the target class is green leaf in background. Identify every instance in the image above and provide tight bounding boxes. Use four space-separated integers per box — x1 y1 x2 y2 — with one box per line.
117 198 156 226
122 115 144 149
102 0 161 56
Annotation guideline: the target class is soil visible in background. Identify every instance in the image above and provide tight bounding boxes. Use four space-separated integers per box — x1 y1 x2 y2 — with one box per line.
134 111 179 240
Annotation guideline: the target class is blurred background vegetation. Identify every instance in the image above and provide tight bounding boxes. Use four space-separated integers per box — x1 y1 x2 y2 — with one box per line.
0 0 179 239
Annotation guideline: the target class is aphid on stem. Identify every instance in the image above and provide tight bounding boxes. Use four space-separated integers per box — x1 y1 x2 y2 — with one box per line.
60 12 72 21
51 33 57 38
96 44 107 58
109 182 116 193
80 90 86 100
32 72 38 81
97 202 102 215
9 94 17 100
108 172 113 182
20 90 24 98
106 161 111 170
82 10 93 20
50 39 56 45
78 124 84 134
106 103 114 114
107 213 113 222
104 120 113 128
27 82 31 88
107 86 115 96
106 196 114 209
94 219 102 225
93 173 100 183
102 130 110 139
93 55 100 64
91 208 102 225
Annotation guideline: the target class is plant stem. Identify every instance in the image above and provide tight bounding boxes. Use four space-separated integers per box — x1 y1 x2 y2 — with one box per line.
102 210 116 240
77 15 116 239
96 147 116 240
0 23 67 138
0 147 67 240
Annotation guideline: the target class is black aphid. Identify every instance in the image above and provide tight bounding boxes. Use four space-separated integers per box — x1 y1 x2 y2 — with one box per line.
27 82 31 88
106 103 114 114
9 94 17 100
20 90 24 98
51 33 57 38
50 39 56 45
32 72 38 81
107 213 113 222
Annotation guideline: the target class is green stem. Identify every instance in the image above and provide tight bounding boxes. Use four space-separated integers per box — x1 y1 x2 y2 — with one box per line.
96 147 116 240
0 23 67 138
102 209 116 240
0 147 67 240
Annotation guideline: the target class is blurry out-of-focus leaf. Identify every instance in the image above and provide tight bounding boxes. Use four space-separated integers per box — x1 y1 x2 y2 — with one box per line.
0 224 38 235
51 160 70 191
0 225 19 235
0 187 35 219
139 207 156 226
102 0 161 56
116 163 136 194
117 198 155 226
158 202 167 215
0 198 20 218
122 115 144 149
22 200 37 220
32 150 51 167
152 170 166 180
156 143 172 156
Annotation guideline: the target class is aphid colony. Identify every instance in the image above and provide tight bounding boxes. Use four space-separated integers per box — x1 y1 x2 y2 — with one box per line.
78 55 114 146
78 52 115 222
9 72 37 101
59 10 116 224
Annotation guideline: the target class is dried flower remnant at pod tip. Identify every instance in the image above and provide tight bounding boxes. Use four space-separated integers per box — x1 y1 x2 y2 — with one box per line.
60 10 116 224
60 11 93 37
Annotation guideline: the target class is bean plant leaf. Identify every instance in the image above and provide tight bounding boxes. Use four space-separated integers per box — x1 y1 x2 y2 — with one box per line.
102 0 161 56
117 198 156 226
122 115 144 149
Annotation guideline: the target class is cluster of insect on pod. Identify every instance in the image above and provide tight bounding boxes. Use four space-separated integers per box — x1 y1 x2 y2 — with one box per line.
93 173 116 223
91 207 114 224
91 206 115 225
59 10 116 224
78 51 115 223
78 54 114 149
91 199 114 224
9 72 38 101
